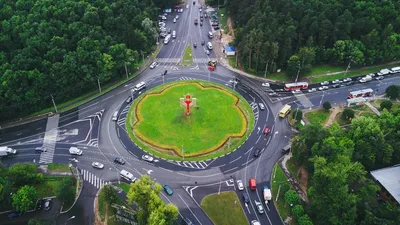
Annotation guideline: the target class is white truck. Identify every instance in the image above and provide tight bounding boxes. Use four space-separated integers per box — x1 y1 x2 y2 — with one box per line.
263 185 272 206
0 146 17 157
359 75 372 83
69 147 83 156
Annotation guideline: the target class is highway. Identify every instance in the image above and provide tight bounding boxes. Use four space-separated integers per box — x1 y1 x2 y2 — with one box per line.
1 1 399 225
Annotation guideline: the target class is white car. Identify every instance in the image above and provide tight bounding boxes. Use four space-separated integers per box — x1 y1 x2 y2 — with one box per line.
376 76 384 80
142 155 154 162
35 147 47 152
258 103 265 110
92 162 104 169
255 201 264 214
205 50 210 55
318 86 329 91
320 81 329 85
251 221 261 225
173 18 177 23
308 88 317 93
237 180 244 191
175 15 179 19
261 83 270 87
332 79 342 84
343 78 352 82
149 62 157 69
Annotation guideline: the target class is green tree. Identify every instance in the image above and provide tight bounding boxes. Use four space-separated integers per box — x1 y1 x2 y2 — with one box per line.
55 178 75 206
292 205 305 219
292 109 303 121
8 163 41 186
103 184 117 204
12 185 37 213
323 101 331 110
342 108 355 121
298 214 314 225
284 190 300 206
380 100 393 111
127 175 178 225
286 55 301 79
0 177 12 209
385 85 400 100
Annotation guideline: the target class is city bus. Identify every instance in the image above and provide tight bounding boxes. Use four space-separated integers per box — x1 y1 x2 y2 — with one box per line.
279 104 292 118
347 88 373 99
284 82 309 91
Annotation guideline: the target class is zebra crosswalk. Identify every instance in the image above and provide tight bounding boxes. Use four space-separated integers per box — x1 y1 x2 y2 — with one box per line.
39 114 60 164
193 58 217 63
179 77 196 81
117 105 130 127
175 161 210 169
80 169 111 189
294 93 314 108
153 58 218 64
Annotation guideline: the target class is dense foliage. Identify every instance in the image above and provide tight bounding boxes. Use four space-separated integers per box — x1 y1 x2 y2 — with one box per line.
0 0 161 121
292 110 400 225
227 0 400 77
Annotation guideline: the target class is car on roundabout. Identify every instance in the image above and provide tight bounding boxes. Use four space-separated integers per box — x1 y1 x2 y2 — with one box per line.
237 180 244 191
253 148 262 157
92 162 104 169
141 154 154 162
114 157 125 165
163 185 174 196
258 103 265 110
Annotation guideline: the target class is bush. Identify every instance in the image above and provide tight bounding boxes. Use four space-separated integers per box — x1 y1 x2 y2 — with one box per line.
103 185 117 204
292 109 303 121
55 178 75 206
342 108 355 121
385 85 400 100
298 214 314 225
380 100 393 111
8 163 40 186
322 101 331 110
292 205 305 219
284 189 300 206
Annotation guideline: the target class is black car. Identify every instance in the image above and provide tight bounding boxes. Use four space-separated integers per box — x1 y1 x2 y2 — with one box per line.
126 97 132 103
214 26 220 30
332 84 340 88
201 40 205 45
36 199 44 210
242 192 250 203
8 212 22 219
346 81 354 86
200 14 203 18
200 22 203 26
163 70 168 76
254 148 262 157
193 43 197 48
114 157 125 165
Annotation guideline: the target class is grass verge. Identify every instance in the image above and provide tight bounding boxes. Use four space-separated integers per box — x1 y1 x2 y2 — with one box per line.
34 180 62 198
227 56 238 68
47 163 71 172
311 64 400 83
271 164 291 222
305 65 344 77
305 109 330 125
218 8 229 34
181 45 193 66
116 183 130 193
201 191 247 225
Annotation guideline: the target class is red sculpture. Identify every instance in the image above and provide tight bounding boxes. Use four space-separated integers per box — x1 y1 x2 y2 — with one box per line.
184 94 192 116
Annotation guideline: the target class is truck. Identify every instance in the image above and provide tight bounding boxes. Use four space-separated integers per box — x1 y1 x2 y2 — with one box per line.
69 147 83 156
0 146 17 157
263 185 272 205
359 75 372 83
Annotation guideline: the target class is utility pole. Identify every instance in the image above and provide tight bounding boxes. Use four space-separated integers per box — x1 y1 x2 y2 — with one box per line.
50 94 58 113
295 62 301 84
235 51 238 68
140 50 145 64
344 57 352 79
97 77 102 93
124 63 129 79
264 61 269 77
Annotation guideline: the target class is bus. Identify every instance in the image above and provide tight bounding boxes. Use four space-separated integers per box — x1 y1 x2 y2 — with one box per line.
284 82 308 91
279 104 292 118
348 88 373 99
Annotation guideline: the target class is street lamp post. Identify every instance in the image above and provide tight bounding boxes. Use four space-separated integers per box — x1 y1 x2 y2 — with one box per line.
65 216 75 225
344 57 352 79
264 60 269 77
50 94 58 113
97 77 102 93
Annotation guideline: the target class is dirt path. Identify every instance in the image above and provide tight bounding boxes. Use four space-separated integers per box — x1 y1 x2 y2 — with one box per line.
324 107 342 127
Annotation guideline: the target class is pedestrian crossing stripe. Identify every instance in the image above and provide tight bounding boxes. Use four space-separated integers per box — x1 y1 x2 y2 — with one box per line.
176 161 209 169
179 77 196 80
294 93 314 108
154 58 217 64
80 169 111 189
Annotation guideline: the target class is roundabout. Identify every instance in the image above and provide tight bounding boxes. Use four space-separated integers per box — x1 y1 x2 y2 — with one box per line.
125 80 255 161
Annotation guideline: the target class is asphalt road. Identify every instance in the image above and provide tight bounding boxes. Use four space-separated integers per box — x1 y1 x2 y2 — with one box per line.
2 1 400 225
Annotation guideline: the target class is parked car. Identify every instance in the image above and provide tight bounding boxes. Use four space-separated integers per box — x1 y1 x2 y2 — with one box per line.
149 62 157 69
262 82 270 87
237 180 244 191
8 212 22 219
320 81 329 85
343 78 352 82
142 155 154 162
36 199 44 210
332 79 342 84
345 81 354 86
163 185 173 196
332 84 341 88
318 86 329 91
92 162 104 169
308 88 317 93
114 157 125 165
376 76 384 80
44 199 51 210
258 103 265 110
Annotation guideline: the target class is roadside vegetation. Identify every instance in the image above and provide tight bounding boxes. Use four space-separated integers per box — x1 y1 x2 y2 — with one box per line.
271 164 292 222
47 163 71 172
305 109 330 126
181 45 193 66
201 191 248 225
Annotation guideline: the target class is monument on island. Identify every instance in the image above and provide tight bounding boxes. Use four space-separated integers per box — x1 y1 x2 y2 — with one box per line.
180 94 197 116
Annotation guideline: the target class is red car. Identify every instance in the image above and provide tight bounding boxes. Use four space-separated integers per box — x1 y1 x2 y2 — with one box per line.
249 178 256 190
264 127 270 135
208 66 215 71
194 18 198 25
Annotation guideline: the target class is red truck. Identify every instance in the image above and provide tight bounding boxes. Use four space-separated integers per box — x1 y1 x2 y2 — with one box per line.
194 18 198 25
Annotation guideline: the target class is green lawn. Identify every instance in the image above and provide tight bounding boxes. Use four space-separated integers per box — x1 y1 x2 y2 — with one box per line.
201 192 247 225
134 82 248 155
305 109 331 126
181 45 193 66
47 163 71 172
267 72 290 81
116 183 130 193
305 64 344 77
34 180 63 198
227 56 238 68
271 164 291 222
311 64 400 83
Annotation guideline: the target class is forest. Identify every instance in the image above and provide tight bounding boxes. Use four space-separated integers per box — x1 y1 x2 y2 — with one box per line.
224 0 400 77
0 0 170 121
290 108 400 225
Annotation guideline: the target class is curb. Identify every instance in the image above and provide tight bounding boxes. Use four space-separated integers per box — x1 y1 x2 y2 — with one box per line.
60 167 83 214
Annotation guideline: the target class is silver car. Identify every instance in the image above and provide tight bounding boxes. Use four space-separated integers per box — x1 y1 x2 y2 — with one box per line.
92 162 104 169
237 180 244 191
308 88 317 93
149 62 157 69
142 155 154 162
255 201 264 214
318 86 329 91
258 103 265 110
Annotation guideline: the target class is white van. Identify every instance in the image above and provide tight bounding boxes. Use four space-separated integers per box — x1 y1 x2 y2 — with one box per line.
208 31 213 38
120 170 137 182
112 111 119 121
207 42 213 50
134 82 146 91
172 31 176 39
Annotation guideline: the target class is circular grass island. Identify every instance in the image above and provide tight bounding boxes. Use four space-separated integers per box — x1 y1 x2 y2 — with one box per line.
126 80 255 161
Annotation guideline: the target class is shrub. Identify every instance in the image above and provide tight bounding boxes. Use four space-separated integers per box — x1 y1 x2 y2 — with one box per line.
292 109 303 121
380 100 393 111
284 189 300 206
342 108 355 121
292 205 305 219
322 101 331 110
